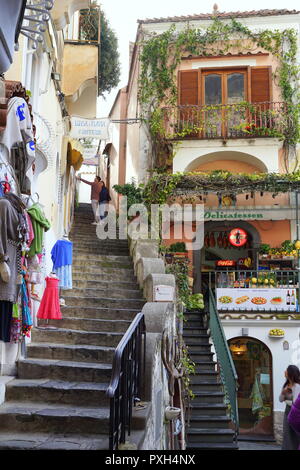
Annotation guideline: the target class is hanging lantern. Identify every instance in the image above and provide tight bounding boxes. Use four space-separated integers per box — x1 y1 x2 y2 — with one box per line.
229 228 248 247
230 341 248 356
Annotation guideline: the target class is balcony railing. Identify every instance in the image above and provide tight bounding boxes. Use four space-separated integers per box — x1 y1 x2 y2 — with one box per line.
160 102 288 140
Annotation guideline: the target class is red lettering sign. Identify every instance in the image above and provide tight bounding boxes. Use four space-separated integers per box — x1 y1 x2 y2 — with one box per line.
216 260 236 267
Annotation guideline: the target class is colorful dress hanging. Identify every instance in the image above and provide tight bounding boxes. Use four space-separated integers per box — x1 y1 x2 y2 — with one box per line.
37 276 62 320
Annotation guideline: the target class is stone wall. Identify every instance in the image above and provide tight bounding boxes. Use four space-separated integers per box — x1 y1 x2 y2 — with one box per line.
128 236 184 450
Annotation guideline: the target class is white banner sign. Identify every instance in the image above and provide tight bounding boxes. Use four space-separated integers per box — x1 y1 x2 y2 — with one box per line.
217 288 297 311
70 117 110 140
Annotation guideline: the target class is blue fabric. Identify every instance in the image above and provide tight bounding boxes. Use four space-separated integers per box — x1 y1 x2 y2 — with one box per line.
51 240 73 270
56 265 72 290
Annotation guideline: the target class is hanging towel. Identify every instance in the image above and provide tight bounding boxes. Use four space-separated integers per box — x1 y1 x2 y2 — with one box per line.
27 203 50 257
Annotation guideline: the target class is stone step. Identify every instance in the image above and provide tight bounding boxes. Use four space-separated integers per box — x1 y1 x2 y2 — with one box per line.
192 361 218 371
17 358 112 383
187 428 236 444
72 260 133 270
62 287 143 300
72 279 139 290
59 295 145 310
0 432 109 450
26 343 115 364
185 344 212 353
183 334 211 345
188 415 231 429
31 327 123 348
72 272 137 282
72 254 131 262
189 403 229 416
5 379 110 407
183 327 210 335
0 402 110 435
191 391 225 404
189 381 223 392
188 351 214 362
192 370 219 380
72 266 135 275
61 306 139 321
37 317 132 333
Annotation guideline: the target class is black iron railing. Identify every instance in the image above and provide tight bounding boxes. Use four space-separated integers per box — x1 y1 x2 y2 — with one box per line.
160 101 288 140
208 288 239 435
106 312 146 450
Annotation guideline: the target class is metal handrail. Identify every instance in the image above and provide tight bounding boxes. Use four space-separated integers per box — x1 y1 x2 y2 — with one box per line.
106 312 146 450
208 288 239 435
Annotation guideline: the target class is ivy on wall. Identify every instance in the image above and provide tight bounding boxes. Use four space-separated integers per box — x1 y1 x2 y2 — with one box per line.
138 17 300 168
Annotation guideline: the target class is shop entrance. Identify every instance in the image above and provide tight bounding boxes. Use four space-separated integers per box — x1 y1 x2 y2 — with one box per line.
193 220 261 292
228 337 274 438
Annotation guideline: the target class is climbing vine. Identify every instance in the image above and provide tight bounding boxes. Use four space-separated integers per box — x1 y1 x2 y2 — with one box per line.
138 17 300 169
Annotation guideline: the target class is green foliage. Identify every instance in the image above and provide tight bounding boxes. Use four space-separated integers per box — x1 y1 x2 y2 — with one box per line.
166 258 190 303
259 244 271 255
113 182 143 208
184 293 204 311
169 242 187 252
99 11 121 96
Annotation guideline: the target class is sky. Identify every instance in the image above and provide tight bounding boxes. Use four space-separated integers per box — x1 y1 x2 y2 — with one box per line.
97 0 300 117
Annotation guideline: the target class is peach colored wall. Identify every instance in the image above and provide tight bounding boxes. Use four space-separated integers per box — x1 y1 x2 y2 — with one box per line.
249 220 291 247
195 160 262 174
178 43 281 101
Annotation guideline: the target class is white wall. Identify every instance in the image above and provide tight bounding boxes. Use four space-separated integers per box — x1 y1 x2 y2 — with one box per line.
222 320 300 412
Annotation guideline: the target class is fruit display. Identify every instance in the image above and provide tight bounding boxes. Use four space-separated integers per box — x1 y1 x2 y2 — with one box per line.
259 240 300 259
269 328 285 337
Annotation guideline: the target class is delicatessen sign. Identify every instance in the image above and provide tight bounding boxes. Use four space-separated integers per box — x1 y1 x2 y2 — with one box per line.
217 288 297 311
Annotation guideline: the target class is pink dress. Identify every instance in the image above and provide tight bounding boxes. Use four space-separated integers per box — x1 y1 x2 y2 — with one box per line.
37 277 62 320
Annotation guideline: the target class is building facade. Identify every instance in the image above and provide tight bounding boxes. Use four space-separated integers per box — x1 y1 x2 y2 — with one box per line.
107 8 300 443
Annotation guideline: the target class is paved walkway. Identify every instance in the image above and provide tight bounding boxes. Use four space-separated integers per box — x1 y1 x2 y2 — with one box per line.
238 441 281 450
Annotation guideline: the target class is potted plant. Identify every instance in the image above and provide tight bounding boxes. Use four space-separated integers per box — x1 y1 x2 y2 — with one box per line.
169 242 188 260
259 243 271 258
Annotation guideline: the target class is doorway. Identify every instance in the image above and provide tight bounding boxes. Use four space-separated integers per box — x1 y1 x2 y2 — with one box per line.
228 336 274 438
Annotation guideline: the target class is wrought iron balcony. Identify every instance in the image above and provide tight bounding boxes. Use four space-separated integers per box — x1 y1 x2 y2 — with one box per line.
159 101 288 140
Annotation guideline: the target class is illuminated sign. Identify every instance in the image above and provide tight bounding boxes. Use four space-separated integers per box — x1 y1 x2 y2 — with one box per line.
229 228 248 247
216 260 236 267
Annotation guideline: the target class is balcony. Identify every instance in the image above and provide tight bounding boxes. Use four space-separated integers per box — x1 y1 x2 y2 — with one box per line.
159 102 288 141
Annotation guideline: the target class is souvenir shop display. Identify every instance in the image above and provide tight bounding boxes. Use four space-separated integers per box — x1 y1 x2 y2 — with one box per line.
37 272 62 320
0 193 28 342
51 236 73 290
27 202 51 257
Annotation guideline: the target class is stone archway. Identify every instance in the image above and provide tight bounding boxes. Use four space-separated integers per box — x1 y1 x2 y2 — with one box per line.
228 336 274 438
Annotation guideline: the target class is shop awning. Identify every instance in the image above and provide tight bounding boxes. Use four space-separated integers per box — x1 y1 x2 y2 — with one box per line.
0 0 26 74
67 139 84 172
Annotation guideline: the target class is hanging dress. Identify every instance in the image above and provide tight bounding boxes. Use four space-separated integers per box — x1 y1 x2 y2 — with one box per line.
51 239 73 290
37 277 62 320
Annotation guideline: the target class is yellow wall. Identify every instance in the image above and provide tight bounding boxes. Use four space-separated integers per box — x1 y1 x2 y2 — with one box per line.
62 43 98 98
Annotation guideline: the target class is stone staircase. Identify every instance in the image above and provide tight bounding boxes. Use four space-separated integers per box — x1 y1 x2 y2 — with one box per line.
184 310 238 450
0 203 145 450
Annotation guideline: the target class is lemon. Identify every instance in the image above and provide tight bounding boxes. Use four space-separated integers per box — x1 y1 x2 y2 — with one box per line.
295 240 300 250
251 278 257 284
264 279 269 285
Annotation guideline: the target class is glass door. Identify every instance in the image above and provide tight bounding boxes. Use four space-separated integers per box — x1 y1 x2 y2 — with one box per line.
203 70 247 138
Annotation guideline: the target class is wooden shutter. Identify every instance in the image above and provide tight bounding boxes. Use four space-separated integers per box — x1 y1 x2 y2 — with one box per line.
179 70 199 105
250 67 272 103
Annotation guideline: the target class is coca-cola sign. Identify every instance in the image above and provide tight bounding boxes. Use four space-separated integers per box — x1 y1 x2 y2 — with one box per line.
216 260 236 267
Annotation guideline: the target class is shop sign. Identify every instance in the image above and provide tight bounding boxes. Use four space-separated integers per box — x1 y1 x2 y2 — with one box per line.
204 210 264 220
216 260 236 267
70 117 110 140
229 228 247 247
217 288 297 312
154 285 175 302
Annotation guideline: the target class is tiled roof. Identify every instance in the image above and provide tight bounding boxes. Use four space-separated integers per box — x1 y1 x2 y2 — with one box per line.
138 9 300 25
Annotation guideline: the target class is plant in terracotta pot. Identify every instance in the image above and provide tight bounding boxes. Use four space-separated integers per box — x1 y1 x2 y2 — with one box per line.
169 242 188 259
